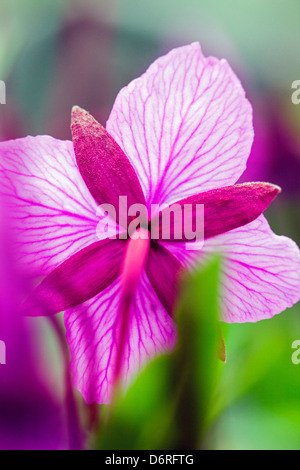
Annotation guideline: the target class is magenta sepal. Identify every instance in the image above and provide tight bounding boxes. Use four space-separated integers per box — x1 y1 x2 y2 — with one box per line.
71 106 146 228
152 182 280 241
23 238 126 316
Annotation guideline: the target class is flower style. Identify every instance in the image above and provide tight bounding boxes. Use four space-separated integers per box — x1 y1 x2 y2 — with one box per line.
0 43 300 404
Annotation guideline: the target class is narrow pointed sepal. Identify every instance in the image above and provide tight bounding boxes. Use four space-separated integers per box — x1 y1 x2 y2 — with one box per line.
71 106 146 228
23 239 126 316
151 182 281 242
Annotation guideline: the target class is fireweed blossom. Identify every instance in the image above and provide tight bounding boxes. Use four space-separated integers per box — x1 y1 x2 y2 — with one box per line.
0 43 300 404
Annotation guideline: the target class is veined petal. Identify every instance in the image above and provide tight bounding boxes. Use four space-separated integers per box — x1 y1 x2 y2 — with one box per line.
71 107 146 227
107 42 253 208
162 216 300 323
152 182 280 241
145 242 185 316
64 273 176 404
0 136 114 277
23 239 126 316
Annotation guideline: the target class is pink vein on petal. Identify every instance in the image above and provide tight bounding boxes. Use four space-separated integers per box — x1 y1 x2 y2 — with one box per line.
161 216 300 323
64 272 176 404
0 136 111 277
107 42 253 209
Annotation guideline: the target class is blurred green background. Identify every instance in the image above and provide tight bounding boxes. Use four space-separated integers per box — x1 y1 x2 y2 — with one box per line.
0 0 299 450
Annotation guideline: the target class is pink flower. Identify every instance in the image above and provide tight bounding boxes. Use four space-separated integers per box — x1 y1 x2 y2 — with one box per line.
0 43 299 404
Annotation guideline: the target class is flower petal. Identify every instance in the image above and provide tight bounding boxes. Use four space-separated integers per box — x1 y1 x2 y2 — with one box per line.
107 42 253 208
23 238 126 317
152 182 280 241
145 242 185 316
71 107 146 227
162 216 300 323
64 273 176 404
0 136 114 277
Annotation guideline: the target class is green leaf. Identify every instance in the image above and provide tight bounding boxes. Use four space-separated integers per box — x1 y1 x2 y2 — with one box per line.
171 255 221 448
